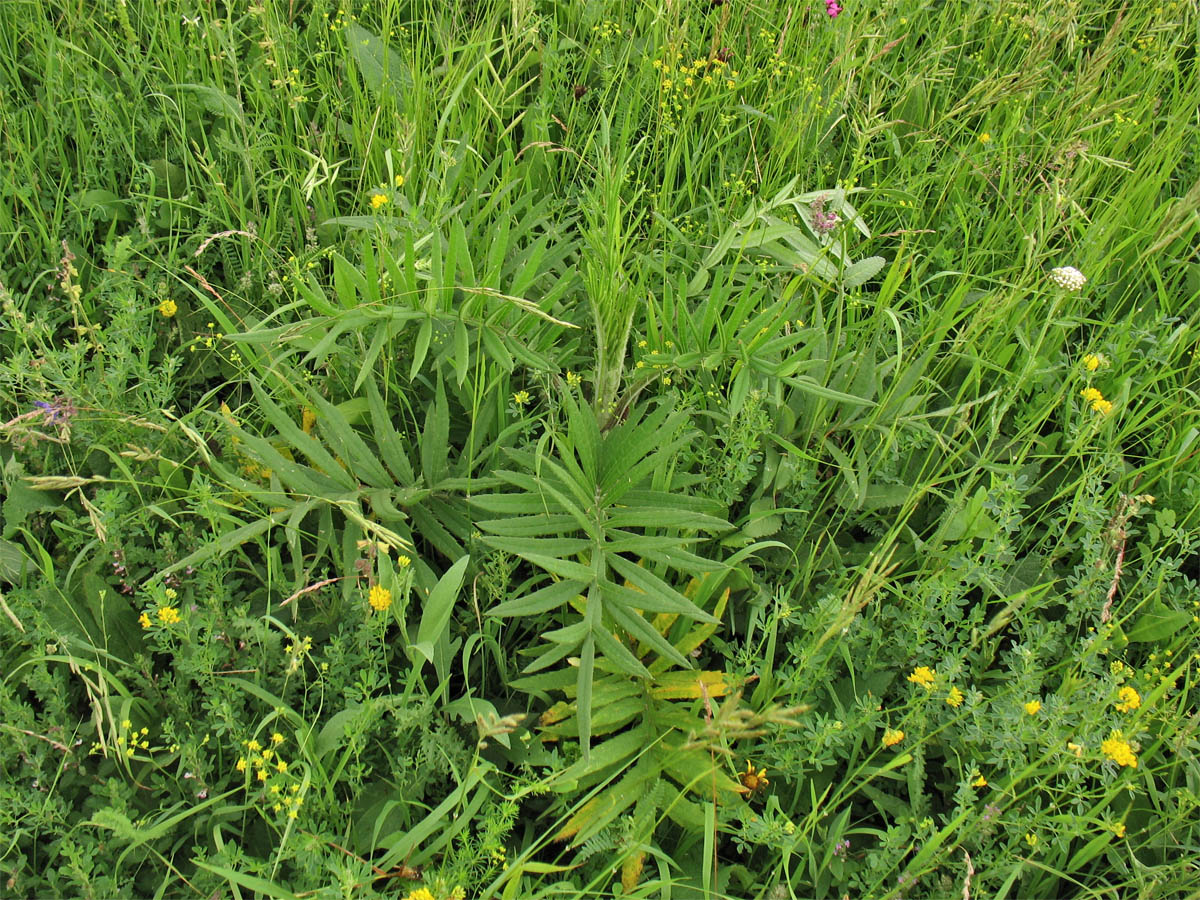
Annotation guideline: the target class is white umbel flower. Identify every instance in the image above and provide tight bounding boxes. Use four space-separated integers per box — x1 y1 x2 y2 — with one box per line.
1049 266 1087 291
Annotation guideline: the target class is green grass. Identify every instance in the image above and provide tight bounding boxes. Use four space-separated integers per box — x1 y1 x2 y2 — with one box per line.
1 0 1199 897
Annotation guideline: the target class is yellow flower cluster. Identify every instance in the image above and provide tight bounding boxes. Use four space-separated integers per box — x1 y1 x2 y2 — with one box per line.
237 735 305 817
651 52 736 124
1115 686 1141 713
882 728 904 748
1101 731 1138 768
368 584 393 612
1024 699 1042 715
907 666 936 689
946 686 965 708
1080 387 1113 415
115 720 151 759
158 298 178 318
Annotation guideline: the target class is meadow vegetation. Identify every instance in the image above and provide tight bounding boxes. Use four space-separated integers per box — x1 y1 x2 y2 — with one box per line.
1 0 1199 897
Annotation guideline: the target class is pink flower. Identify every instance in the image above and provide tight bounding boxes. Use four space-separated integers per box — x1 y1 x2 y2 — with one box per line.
826 0 843 17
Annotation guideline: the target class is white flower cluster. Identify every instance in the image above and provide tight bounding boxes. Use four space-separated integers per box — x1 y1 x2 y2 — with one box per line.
1049 266 1087 291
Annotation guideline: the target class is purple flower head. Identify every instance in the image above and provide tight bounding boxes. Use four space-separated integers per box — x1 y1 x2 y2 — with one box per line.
34 397 76 424
826 0 843 17
810 195 842 235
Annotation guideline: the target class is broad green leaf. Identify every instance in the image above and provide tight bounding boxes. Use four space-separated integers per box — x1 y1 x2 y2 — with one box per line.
345 22 413 98
415 554 470 652
488 579 585 617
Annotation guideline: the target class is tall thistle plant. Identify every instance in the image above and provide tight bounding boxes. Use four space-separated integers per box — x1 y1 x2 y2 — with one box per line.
582 116 645 428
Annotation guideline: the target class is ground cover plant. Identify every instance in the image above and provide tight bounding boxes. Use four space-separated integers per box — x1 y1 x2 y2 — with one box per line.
1 0 1199 897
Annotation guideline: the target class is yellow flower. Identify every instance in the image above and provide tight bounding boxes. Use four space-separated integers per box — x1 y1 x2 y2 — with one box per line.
247 739 261 752
157 606 181 625
275 759 288 773
235 757 247 772
1115 686 1141 713
404 890 436 900
512 390 530 406
1083 353 1105 371
369 193 389 209
1101 731 1138 768
979 132 992 143
1067 741 1083 757
158 298 178 318
972 774 987 788
368 584 392 612
946 686 965 708
257 769 268 782
1024 699 1042 715
271 732 285 745
1080 387 1103 404
907 666 936 689
882 728 904 748
739 760 769 792
394 174 405 187
1025 832 1038 848
261 748 273 761
1112 822 1126 838
565 370 582 388
397 555 411 568
1093 398 1114 415
138 612 152 629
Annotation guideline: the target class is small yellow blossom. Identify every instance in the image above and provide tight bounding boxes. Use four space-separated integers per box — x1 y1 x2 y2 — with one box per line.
1115 686 1141 713
368 584 393 612
512 390 530 406
261 748 273 761
1112 822 1126 838
1101 731 1138 768
739 760 769 792
271 732 285 745
1067 741 1083 757
275 759 288 773
972 774 987 787
946 686 965 708
1083 353 1105 372
235 757 247 772
158 298 178 318
882 728 904 748
979 132 991 143
1024 699 1042 715
247 739 261 752
157 606 181 625
404 890 436 900
565 370 582 388
1093 398 1114 415
138 612 152 629
257 769 268 782
907 666 936 689
397 555 411 568
1025 832 1038 848
369 193 389 210
394 174 405 187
